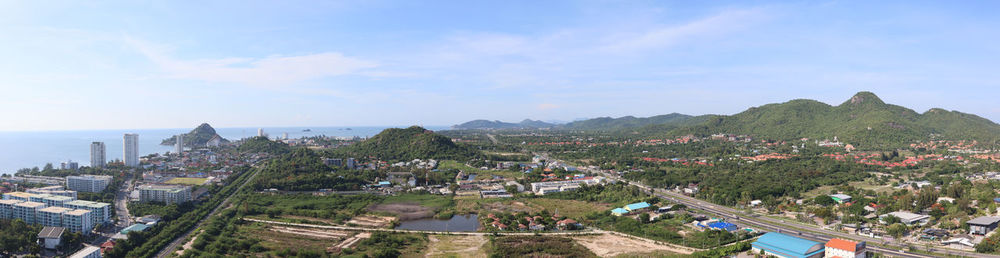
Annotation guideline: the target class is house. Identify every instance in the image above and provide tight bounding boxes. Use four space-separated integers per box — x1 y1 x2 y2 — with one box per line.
829 194 852 204
880 211 930 225
751 232 825 258
100 240 116 253
557 219 579 230
825 238 866 258
624 202 650 212
968 216 1000 235
37 226 65 249
68 245 102 258
611 208 629 216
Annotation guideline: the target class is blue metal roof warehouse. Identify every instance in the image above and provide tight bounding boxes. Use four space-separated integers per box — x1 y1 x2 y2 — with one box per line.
751 232 825 258
624 202 650 211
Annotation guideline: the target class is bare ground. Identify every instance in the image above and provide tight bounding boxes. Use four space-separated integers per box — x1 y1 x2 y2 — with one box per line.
424 235 487 258
347 215 396 228
572 234 689 257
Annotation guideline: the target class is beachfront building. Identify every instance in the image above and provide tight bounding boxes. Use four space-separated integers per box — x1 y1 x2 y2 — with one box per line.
90 142 106 168
124 133 139 167
37 206 72 227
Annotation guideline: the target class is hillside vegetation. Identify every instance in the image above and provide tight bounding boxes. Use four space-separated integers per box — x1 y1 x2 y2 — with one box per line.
660 92 1000 148
336 126 480 161
161 123 229 147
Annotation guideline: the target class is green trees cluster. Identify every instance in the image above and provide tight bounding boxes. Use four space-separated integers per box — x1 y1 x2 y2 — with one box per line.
334 126 480 161
487 236 596 258
237 136 291 154
250 148 377 191
0 219 42 256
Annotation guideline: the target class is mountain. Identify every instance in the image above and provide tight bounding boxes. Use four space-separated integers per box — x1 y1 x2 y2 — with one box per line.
561 113 710 130
661 91 1000 147
337 126 480 161
161 123 229 147
452 119 557 130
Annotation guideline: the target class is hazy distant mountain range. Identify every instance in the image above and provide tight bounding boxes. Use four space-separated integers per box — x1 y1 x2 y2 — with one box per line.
452 92 1000 146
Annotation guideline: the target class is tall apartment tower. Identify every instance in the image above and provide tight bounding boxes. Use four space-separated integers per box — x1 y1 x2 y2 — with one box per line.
123 134 139 167
175 134 184 154
257 128 265 137
89 142 106 168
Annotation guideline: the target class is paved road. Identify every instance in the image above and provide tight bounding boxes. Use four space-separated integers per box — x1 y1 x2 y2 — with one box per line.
542 152 990 258
154 167 261 258
115 179 133 229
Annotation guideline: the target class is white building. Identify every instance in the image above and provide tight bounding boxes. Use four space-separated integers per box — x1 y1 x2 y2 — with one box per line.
175 134 184 154
90 142 106 168
66 175 112 193
257 128 265 137
529 177 604 195
880 211 930 225
68 245 102 258
61 160 79 171
38 227 65 250
825 238 866 258
139 185 192 204
123 133 139 167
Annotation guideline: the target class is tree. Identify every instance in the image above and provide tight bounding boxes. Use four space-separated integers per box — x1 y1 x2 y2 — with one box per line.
638 213 651 224
887 223 907 238
814 195 835 206
881 215 901 225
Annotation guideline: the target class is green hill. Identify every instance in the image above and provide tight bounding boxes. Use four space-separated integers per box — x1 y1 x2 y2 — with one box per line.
660 91 1000 148
452 119 556 130
161 123 229 147
337 126 480 161
564 113 711 131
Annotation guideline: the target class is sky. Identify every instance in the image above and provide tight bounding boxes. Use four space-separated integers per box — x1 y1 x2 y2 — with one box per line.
1 1 999 131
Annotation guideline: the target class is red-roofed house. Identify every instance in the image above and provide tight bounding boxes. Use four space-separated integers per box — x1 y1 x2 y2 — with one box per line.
825 238 866 258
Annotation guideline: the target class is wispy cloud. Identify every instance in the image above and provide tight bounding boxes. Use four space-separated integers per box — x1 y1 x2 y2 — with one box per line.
601 8 770 53
125 37 378 87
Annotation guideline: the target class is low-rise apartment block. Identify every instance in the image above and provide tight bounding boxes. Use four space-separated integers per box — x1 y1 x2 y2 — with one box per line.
66 175 113 193
139 185 192 204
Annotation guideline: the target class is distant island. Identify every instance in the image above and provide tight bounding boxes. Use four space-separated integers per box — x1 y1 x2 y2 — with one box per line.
161 123 230 147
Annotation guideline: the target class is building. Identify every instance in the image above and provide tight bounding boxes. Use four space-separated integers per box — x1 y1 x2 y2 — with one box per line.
64 200 112 226
27 186 78 199
121 224 150 235
751 232 825 258
706 221 739 232
258 128 265 137
880 211 930 226
138 185 192 204
611 208 628 216
206 135 223 147
825 238 866 258
68 245 102 258
323 158 343 166
33 194 74 208
624 202 651 212
175 134 184 154
4 191 36 202
37 206 72 227
66 175 112 193
0 199 22 219
14 201 46 224
830 194 852 204
90 142 106 168
61 160 79 171
346 158 356 169
123 133 139 167
62 209 93 234
480 190 513 198
37 226 65 249
968 216 1000 235
529 177 604 195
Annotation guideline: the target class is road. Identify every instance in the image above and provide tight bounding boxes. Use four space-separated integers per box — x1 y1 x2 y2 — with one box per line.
154 167 261 258
540 152 992 258
115 179 134 229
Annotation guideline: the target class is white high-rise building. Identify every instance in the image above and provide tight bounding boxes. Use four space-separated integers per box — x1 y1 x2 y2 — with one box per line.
257 128 265 137
90 142 106 168
175 134 184 154
123 134 139 167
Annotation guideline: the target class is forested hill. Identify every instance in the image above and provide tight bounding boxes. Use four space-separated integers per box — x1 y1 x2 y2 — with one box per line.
452 119 556 130
561 113 711 131
660 91 1000 148
161 123 229 147
336 126 480 161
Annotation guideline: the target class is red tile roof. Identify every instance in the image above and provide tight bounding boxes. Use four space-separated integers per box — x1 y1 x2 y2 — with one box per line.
826 238 858 252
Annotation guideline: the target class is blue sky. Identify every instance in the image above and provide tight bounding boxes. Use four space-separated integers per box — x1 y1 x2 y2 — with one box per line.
1 1 999 131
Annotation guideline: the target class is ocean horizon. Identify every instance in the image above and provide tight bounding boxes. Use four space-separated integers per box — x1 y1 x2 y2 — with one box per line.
0 125 448 175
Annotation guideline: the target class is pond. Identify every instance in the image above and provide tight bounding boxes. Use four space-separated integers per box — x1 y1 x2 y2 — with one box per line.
394 214 480 232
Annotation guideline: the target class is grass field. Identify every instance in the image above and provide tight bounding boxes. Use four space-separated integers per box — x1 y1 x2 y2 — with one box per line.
165 177 209 185
382 193 455 211
439 160 524 179
524 198 612 218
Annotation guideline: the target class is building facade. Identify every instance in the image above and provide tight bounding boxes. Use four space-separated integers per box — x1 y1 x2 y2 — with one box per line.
139 185 192 204
90 142 106 168
825 238 866 258
123 133 139 167
66 175 112 193
175 134 184 154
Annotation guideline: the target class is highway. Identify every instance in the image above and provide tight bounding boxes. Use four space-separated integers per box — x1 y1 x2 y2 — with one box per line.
538 152 992 258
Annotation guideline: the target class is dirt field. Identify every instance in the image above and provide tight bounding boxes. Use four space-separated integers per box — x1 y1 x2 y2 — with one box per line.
572 234 688 257
423 235 487 258
347 215 396 228
369 202 436 220
165 177 209 185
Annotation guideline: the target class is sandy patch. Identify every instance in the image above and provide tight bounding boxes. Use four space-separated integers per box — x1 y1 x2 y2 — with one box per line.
572 233 690 257
347 215 396 228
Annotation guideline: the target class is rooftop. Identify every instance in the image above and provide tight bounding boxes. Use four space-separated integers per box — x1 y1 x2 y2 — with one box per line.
37 226 65 239
4 192 36 198
611 208 628 214
829 194 852 199
885 211 929 221
121 224 150 234
625 202 650 210
15 201 46 208
68 246 101 258
752 232 825 257
39 207 72 213
968 216 1000 226
825 238 861 252
65 200 111 208
65 209 91 216
0 199 23 205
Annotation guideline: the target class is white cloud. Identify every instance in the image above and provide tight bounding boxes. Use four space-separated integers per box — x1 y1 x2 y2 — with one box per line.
126 37 378 87
601 8 770 53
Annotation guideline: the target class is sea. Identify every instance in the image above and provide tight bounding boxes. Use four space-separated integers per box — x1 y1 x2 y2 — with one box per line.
0 126 448 175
